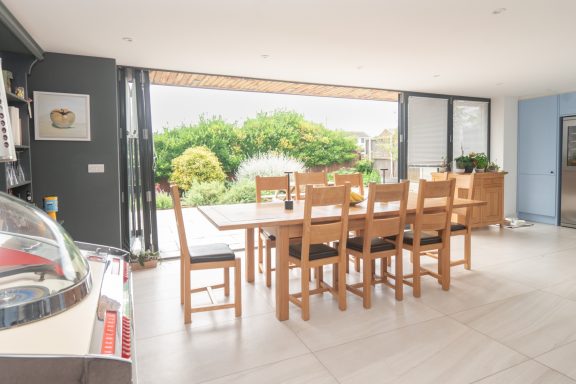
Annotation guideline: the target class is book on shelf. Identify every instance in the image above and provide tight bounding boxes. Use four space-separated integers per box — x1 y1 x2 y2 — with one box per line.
8 106 21 145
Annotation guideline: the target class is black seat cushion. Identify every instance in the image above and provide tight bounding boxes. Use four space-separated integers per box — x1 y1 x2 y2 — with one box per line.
289 243 339 261
451 223 467 231
346 237 396 253
188 243 235 264
403 231 442 246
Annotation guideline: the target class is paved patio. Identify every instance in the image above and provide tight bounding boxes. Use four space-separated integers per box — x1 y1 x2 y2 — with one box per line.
157 207 245 258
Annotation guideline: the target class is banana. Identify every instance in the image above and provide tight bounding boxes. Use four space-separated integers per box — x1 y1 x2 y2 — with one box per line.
350 191 364 202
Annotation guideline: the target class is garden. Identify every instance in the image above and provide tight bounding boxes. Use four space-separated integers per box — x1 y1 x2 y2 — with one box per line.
154 110 380 209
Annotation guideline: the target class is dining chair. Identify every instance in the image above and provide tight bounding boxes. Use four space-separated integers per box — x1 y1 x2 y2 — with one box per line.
345 181 409 307
288 183 351 320
401 178 456 297
334 172 364 196
447 173 475 269
171 185 241 324
255 175 290 287
294 171 328 200
431 172 448 181
334 172 365 273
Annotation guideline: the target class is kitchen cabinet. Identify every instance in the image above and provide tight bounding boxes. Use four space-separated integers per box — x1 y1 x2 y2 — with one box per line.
517 95 559 224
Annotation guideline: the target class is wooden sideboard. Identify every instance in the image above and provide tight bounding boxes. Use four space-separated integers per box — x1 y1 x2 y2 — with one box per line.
432 172 507 228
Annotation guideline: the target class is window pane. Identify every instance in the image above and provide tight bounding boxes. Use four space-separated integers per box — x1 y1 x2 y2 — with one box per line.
453 100 489 158
407 96 448 183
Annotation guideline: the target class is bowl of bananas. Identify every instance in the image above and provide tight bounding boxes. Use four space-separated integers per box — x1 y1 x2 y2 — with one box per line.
349 191 365 206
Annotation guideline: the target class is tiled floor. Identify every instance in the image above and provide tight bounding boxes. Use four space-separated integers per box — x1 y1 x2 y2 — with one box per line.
134 222 576 384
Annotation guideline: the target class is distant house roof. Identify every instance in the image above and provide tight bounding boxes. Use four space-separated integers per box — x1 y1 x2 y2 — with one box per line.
375 128 396 139
343 131 371 138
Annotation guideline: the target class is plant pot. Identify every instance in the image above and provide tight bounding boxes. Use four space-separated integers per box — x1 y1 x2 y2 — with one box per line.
453 168 465 174
464 166 474 173
130 259 158 271
475 168 485 173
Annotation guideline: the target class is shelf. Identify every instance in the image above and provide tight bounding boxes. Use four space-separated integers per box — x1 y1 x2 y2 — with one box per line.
15 145 29 150
7 180 31 189
6 91 27 103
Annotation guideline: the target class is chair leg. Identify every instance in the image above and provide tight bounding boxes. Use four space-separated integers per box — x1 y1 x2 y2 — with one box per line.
301 267 310 321
180 255 184 305
224 267 230 296
184 266 192 324
354 256 361 272
337 262 347 311
363 255 372 309
395 252 403 301
234 258 242 317
265 240 272 287
258 235 264 273
346 255 350 274
412 248 421 298
464 233 471 270
316 266 323 289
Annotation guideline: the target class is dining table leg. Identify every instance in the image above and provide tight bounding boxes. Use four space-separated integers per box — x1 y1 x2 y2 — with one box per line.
275 225 290 321
245 228 255 282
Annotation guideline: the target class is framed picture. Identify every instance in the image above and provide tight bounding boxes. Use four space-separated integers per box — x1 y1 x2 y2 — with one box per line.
34 91 91 141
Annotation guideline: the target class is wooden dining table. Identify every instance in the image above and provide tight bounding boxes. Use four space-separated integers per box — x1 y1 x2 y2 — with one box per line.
198 194 486 321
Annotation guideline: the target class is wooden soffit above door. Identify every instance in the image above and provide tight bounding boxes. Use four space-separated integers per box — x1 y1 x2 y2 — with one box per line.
149 70 399 102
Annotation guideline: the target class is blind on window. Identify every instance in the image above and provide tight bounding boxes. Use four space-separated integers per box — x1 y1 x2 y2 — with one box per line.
407 96 448 167
453 100 488 158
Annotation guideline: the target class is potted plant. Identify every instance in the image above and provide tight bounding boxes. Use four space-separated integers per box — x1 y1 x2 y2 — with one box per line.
470 152 488 172
486 161 500 172
454 155 472 173
438 157 448 173
129 249 159 271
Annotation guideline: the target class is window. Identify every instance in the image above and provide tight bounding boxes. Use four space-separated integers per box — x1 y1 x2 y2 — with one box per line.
453 100 489 158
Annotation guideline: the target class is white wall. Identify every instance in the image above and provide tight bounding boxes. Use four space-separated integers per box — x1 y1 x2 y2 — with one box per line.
491 96 518 218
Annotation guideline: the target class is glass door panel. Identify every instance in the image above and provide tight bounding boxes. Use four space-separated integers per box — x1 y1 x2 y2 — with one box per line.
453 100 489 158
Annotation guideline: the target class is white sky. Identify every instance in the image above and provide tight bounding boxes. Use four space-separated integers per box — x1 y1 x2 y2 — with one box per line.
150 85 398 137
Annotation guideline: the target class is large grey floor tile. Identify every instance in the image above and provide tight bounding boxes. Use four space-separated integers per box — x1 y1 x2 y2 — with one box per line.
136 313 309 384
315 317 525 384
200 354 338 384
452 291 576 357
473 360 576 384
537 340 576 381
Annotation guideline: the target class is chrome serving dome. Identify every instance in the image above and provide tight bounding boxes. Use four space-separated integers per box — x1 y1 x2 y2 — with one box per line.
0 192 92 330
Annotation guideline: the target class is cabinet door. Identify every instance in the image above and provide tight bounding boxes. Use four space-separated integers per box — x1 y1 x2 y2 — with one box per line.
518 96 559 222
482 184 503 224
560 92 576 117
518 96 559 175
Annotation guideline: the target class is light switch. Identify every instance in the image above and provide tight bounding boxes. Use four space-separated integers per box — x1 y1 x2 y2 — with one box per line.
88 164 105 173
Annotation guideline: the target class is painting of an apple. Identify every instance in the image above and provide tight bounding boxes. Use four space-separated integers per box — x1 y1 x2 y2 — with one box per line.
50 108 76 128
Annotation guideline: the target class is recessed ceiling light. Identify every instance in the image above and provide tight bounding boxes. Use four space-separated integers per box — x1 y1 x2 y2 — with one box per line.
261 54 270 59
357 66 364 70
433 74 440 78
122 37 133 42
496 82 504 86
492 8 507 15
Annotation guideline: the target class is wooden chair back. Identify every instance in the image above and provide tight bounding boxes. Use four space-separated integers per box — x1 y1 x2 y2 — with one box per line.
294 171 328 200
413 179 456 236
431 172 448 181
300 184 351 262
255 175 290 202
171 185 190 263
363 181 409 245
448 173 474 221
334 173 364 195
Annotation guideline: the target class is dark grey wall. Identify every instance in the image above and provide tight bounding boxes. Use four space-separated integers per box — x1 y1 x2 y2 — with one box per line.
29 53 121 247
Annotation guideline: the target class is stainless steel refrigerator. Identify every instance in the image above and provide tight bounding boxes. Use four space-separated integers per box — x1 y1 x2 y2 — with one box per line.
561 116 576 228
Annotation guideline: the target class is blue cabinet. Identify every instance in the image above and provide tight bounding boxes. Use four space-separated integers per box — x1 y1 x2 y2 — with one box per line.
559 92 576 116
518 95 559 224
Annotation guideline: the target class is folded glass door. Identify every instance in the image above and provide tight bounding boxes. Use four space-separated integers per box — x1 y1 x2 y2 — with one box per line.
404 94 449 184
453 99 489 159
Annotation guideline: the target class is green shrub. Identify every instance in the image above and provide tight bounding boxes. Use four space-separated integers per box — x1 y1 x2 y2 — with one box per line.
330 167 381 185
219 180 256 204
170 146 226 190
154 116 242 180
183 181 226 207
155 191 173 210
236 152 305 181
354 159 375 174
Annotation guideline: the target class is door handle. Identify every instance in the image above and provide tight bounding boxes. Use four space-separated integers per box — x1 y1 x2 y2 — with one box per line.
550 171 554 174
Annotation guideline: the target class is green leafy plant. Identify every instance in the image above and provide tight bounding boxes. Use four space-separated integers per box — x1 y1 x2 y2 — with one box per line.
218 180 256 204
130 249 159 266
183 181 227 207
354 159 375 174
155 191 173 210
469 152 488 170
486 161 500 172
170 146 226 190
455 155 472 170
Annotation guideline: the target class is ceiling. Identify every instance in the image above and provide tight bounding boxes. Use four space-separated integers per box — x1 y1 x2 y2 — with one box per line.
4 0 576 99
